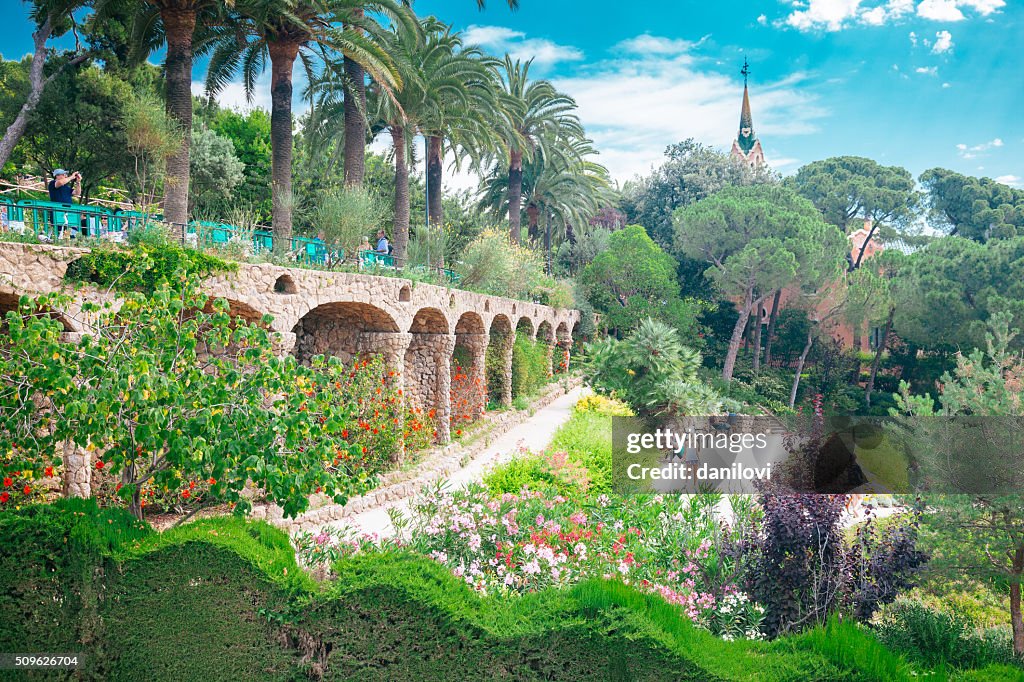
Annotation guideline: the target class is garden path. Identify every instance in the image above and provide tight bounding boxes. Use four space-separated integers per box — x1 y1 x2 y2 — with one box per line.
327 385 589 539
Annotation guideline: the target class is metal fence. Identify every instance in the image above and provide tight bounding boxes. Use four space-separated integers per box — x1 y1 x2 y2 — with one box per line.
1 197 461 281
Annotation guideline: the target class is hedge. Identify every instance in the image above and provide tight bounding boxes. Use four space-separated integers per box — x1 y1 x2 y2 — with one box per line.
1 501 1017 681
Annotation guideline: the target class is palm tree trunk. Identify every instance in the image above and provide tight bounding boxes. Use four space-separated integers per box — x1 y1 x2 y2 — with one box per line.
343 9 366 187
764 289 782 366
268 40 298 254
789 327 815 409
391 125 410 264
864 306 894 408
160 7 196 228
508 149 523 243
526 203 540 241
722 287 754 383
752 302 764 373
427 135 443 227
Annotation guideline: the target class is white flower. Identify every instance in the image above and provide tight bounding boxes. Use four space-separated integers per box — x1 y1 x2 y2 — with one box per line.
574 542 587 556
523 559 541 575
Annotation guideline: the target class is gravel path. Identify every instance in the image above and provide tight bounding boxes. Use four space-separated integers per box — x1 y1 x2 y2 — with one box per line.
325 385 589 539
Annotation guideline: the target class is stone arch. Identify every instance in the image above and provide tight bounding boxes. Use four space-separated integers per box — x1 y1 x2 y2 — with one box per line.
536 320 556 378
0 290 75 334
409 307 449 334
202 297 268 327
455 311 486 335
487 314 514 407
291 301 399 365
516 316 535 340
273 274 297 295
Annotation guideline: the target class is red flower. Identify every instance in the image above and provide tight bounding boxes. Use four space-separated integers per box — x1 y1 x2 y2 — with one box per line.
45 466 54 477
22 485 31 495
95 460 105 470
189 480 196 490
182 490 191 499
2 477 11 487
0 492 8 503
341 429 349 438
208 477 217 485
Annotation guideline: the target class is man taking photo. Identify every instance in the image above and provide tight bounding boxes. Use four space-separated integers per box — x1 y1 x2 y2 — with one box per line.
48 169 82 204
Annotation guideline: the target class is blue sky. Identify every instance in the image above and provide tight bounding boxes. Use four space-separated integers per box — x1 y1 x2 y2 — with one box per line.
2 0 1021 188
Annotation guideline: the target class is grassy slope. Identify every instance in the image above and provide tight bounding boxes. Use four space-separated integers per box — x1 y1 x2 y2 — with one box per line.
2 501 1021 682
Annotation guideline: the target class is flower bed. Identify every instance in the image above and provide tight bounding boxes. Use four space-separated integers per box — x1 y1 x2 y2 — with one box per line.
300 486 767 640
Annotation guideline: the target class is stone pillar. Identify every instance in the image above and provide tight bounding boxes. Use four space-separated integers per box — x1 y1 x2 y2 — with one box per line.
556 329 573 375
358 331 413 463
61 440 91 499
273 331 297 357
541 338 556 379
432 333 456 444
495 332 514 408
455 332 488 420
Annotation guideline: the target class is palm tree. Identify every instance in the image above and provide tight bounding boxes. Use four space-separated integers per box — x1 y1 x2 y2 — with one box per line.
493 56 583 243
125 0 227 226
205 0 414 252
370 17 497 264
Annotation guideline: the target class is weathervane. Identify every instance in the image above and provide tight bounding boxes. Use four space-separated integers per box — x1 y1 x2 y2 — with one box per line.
741 57 750 86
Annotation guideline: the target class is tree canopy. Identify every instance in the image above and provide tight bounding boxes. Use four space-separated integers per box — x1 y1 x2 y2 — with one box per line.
920 167 1024 242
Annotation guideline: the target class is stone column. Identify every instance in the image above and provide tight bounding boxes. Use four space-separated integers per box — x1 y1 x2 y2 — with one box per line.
556 329 573 375
61 440 91 499
358 331 413 463
455 332 488 420
541 338 556 379
432 333 456 444
494 332 514 408
273 331 297 357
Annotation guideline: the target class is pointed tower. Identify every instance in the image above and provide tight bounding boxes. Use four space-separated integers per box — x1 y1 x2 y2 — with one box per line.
730 59 766 169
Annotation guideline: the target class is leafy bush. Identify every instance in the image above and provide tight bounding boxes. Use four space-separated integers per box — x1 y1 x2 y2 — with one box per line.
65 242 235 293
875 598 1021 669
584 318 733 418
512 332 550 398
483 452 586 498
738 496 927 637
574 393 633 416
454 228 544 300
578 224 701 337
307 185 386 260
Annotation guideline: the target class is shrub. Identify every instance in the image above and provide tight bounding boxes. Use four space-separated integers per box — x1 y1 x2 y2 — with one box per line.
455 228 544 300
584 318 732 418
574 393 633 416
307 185 386 260
548 408 615 495
65 242 235 294
483 452 586 498
875 598 1021 669
512 331 550 398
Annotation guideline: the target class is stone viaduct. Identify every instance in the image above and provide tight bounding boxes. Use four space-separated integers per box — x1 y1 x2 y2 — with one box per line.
0 243 582 447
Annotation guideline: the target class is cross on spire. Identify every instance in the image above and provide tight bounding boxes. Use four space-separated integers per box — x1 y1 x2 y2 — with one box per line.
741 57 750 87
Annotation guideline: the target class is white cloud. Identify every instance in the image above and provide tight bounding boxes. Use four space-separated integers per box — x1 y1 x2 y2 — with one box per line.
917 0 965 20
942 81 952 87
550 47 826 181
932 30 954 53
191 77 273 113
777 0 1000 30
462 25 583 68
784 0 864 31
615 34 706 56
956 138 1004 158
909 31 919 45
757 14 769 24
995 175 1022 187
915 66 938 75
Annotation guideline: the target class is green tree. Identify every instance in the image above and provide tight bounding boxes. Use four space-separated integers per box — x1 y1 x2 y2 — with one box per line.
204 0 413 252
7 64 136 199
208 106 273 220
892 236 1024 353
920 167 1024 242
189 126 245 215
0 0 90 170
622 139 773 249
125 0 229 226
790 156 920 269
492 56 583 243
893 314 1024 654
578 224 700 339
674 185 847 382
0 280 377 520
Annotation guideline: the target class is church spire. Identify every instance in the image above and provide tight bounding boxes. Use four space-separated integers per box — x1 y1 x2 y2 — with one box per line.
730 57 766 169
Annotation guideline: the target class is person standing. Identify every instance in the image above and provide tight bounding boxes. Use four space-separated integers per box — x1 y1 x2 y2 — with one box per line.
374 229 390 254
48 169 81 204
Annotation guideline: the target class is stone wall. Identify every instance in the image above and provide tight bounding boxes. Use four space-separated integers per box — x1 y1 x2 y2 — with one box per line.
0 242 583 495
